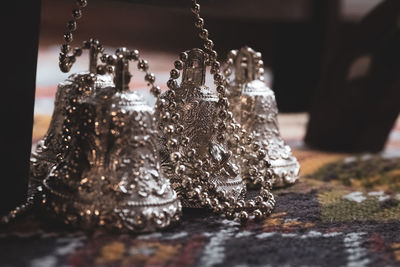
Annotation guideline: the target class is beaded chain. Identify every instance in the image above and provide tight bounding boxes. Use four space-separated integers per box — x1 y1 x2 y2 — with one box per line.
58 0 161 98
1 0 161 225
156 0 276 222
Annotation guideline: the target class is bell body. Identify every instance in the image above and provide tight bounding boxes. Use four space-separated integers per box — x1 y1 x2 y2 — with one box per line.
30 72 114 183
44 87 181 232
227 47 300 187
157 48 245 208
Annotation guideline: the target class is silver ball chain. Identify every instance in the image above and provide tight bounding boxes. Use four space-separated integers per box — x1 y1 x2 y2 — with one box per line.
156 0 276 222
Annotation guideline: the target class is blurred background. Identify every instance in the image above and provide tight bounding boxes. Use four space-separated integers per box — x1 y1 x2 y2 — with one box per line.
34 0 400 153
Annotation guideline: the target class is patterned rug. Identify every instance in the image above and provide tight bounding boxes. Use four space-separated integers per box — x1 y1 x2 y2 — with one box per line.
1 47 400 267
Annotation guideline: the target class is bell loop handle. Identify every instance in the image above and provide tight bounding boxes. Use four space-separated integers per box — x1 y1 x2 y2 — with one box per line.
234 47 256 83
182 48 207 87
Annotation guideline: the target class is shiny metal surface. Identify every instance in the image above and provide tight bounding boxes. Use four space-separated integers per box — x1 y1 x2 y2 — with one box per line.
29 72 114 184
157 48 246 208
226 46 300 187
43 48 181 232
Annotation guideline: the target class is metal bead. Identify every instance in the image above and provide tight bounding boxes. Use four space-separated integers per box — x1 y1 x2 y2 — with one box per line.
61 44 70 54
91 38 100 46
245 200 255 209
67 20 77 31
180 135 189 145
193 187 201 196
224 68 232 77
252 143 260 152
199 29 209 39
204 39 214 50
174 60 184 70
223 201 231 210
166 90 176 99
212 61 220 70
225 211 235 220
195 18 204 28
227 123 235 133
116 47 128 58
138 60 149 71
193 159 203 169
218 97 228 107
237 146 246 156
150 86 161 96
171 113 180 122
179 52 188 62
254 196 263 205
209 50 218 61
254 51 262 60
187 149 196 158
182 177 192 188
170 152 182 163
239 211 249 222
145 73 156 83
259 201 272 212
228 50 238 59
257 150 266 160
168 101 177 111
170 69 180 79
214 73 223 82
253 209 263 221
163 125 174 134
76 0 87 7
167 79 178 90
64 32 73 43
167 139 178 148
107 55 117 65
191 3 200 14
249 167 258 176
128 49 139 61
234 201 243 210
72 8 82 19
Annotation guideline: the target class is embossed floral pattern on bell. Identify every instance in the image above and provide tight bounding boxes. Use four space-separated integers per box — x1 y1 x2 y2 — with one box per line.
157 48 246 208
225 46 300 187
30 40 114 184
43 48 181 233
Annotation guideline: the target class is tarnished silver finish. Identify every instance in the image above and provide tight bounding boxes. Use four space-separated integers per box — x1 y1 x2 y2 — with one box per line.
157 48 245 208
225 46 300 187
42 48 181 232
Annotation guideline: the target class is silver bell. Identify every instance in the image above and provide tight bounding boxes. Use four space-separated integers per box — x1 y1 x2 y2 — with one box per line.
43 48 181 232
30 40 114 185
157 48 245 208
225 46 300 187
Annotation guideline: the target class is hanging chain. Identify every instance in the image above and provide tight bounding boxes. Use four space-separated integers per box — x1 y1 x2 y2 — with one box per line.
156 0 276 222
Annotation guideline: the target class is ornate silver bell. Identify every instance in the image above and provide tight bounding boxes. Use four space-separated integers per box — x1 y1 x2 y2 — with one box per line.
224 46 300 187
43 48 181 232
30 39 114 185
156 47 276 221
157 48 245 208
